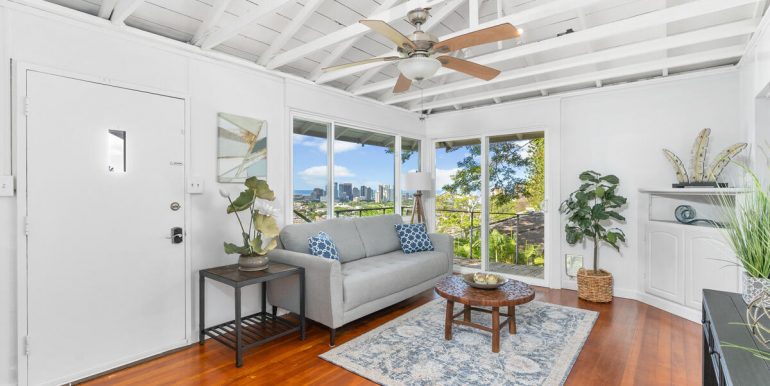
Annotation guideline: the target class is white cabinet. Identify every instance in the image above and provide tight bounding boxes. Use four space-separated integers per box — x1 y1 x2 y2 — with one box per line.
684 227 738 308
645 221 738 310
645 221 685 303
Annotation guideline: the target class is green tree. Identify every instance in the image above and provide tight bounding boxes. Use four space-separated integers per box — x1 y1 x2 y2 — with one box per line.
440 141 532 206
524 138 545 210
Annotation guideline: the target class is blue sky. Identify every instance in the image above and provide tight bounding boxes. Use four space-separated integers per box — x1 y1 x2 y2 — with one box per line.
293 136 528 194
293 134 423 192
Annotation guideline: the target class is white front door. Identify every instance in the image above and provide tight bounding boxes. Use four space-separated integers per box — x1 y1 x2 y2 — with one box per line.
24 70 187 385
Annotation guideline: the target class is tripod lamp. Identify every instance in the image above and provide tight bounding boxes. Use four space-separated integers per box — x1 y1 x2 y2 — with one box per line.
405 172 432 224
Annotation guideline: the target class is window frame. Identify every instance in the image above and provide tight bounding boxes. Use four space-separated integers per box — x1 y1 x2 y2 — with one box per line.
290 111 420 223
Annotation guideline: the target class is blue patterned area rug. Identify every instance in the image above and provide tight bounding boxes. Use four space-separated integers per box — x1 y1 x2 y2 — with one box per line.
320 299 598 386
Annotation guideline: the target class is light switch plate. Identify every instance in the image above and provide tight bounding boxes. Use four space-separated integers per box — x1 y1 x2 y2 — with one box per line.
0 176 14 197
187 177 204 194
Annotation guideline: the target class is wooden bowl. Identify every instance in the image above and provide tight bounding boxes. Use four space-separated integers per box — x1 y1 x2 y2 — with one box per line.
462 273 509 289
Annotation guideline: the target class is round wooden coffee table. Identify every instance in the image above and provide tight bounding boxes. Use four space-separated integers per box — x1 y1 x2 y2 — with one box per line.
435 275 535 353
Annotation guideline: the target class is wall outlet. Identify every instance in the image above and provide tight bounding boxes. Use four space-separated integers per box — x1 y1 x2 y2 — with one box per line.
187 177 204 194
0 176 14 197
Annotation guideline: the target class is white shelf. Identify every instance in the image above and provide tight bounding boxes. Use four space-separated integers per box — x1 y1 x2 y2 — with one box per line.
639 187 750 196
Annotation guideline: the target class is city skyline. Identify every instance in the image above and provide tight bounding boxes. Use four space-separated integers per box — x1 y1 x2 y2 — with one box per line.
292 132 425 193
294 182 397 204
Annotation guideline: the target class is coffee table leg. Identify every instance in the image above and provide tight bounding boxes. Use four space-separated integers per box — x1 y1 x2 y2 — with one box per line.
463 304 471 322
492 307 500 353
444 300 454 340
509 306 516 334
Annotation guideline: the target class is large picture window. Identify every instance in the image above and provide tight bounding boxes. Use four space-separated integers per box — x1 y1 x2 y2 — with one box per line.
292 118 331 223
292 116 414 223
400 137 421 221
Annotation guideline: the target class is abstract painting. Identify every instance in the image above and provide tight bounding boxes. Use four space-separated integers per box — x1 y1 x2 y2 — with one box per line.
217 113 267 183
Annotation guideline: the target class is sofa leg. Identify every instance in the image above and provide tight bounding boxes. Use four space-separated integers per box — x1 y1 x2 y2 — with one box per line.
329 328 336 347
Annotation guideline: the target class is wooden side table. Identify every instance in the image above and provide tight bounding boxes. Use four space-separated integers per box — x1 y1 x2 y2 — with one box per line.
199 263 305 367
435 275 535 353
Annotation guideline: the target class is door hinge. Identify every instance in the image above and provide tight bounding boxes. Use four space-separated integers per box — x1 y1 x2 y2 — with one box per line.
24 216 29 236
24 96 30 116
24 336 31 356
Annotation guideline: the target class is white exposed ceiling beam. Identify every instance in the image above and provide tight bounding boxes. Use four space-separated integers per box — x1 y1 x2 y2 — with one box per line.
359 0 760 96
412 45 744 111
308 0 401 81
384 19 756 104
98 0 118 19
576 9 602 88
199 0 293 50
258 0 326 66
190 0 233 46
343 0 466 91
320 0 598 85
469 0 479 27
110 0 145 24
267 0 449 70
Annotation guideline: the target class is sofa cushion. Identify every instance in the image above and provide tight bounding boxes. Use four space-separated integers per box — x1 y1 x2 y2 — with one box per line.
308 231 340 260
280 218 366 263
341 250 448 311
353 214 403 257
394 223 434 253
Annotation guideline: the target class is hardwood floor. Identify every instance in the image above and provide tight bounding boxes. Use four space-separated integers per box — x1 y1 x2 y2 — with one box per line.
84 287 701 385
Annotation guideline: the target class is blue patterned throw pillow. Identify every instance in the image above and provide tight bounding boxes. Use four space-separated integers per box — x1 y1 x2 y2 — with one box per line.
394 224 434 254
308 231 340 260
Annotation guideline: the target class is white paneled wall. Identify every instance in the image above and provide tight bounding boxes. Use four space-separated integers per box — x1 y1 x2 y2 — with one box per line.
0 3 423 385
740 14 770 186
426 70 743 303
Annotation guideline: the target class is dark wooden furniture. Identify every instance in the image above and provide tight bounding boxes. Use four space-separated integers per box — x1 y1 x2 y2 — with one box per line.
435 275 535 352
702 289 770 386
199 263 305 367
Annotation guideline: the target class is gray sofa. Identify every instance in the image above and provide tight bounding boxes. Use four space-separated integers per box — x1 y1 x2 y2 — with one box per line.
266 214 453 345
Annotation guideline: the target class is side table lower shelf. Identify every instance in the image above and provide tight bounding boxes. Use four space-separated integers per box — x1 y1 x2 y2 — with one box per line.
199 263 305 367
203 311 302 352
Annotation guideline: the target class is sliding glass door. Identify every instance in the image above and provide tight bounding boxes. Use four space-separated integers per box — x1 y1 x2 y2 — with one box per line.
435 138 482 270
486 133 545 279
435 132 546 281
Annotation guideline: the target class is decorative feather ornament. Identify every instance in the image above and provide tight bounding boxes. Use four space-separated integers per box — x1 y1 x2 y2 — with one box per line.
706 143 748 182
690 128 711 182
663 149 689 184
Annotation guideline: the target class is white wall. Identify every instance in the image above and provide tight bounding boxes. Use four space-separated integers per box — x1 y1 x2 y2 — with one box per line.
426 70 742 299
0 3 422 385
739 14 770 185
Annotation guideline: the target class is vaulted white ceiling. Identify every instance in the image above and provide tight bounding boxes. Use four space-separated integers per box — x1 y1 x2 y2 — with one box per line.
41 0 768 114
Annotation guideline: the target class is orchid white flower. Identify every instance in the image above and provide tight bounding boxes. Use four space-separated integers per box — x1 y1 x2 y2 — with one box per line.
218 188 231 198
253 198 281 218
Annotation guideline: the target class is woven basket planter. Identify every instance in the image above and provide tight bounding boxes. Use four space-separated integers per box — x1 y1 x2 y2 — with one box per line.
577 268 613 303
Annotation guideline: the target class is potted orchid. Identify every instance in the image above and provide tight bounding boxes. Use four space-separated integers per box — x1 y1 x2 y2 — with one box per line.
220 177 280 271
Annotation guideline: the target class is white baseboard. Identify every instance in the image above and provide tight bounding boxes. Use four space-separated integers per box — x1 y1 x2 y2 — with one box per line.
555 282 700 323
636 293 701 323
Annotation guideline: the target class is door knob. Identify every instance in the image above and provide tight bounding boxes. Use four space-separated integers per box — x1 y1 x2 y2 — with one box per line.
169 227 183 244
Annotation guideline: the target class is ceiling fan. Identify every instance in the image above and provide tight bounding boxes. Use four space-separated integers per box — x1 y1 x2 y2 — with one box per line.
322 7 521 94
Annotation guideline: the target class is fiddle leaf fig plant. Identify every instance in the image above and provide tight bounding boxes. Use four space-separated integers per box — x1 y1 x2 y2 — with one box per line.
560 170 627 273
221 177 280 257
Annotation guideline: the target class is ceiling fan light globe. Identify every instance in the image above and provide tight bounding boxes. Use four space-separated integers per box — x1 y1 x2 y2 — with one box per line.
398 57 441 81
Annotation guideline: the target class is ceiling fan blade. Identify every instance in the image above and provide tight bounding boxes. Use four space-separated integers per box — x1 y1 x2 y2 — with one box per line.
322 56 401 72
432 23 520 53
438 56 500 81
360 20 417 51
393 73 412 93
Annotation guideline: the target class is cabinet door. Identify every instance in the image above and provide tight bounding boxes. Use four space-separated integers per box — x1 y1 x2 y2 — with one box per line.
685 227 739 309
645 222 685 303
